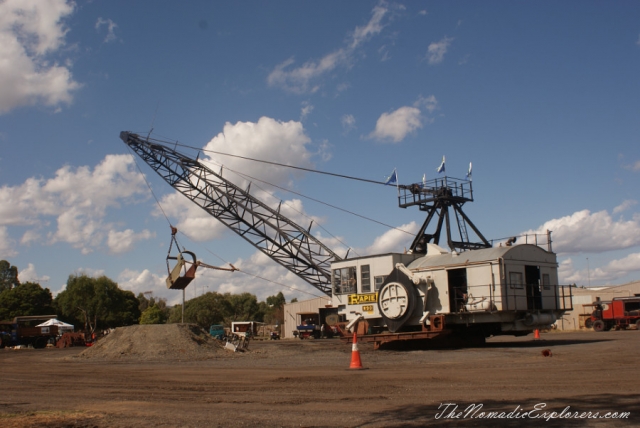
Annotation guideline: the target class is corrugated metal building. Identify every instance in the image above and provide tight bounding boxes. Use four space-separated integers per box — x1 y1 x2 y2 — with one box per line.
556 280 640 330
283 296 331 339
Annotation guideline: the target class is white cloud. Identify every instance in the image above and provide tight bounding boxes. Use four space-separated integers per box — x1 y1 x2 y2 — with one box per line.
203 117 315 186
0 0 80 114
18 263 50 284
118 268 168 300
107 229 155 254
625 160 640 172
0 227 18 258
341 114 356 132
267 2 389 93
523 208 640 255
197 250 322 303
368 96 439 143
349 3 388 49
157 192 228 242
427 36 454 65
561 253 640 285
368 106 423 143
558 258 575 283
613 199 637 214
300 101 314 120
415 94 438 114
157 117 325 243
0 154 151 254
360 221 418 255
95 17 118 43
20 230 41 246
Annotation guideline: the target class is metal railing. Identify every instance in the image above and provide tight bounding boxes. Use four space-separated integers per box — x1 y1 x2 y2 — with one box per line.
450 283 573 313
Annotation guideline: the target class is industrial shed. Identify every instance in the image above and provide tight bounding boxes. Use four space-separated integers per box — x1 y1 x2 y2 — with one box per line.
556 280 640 330
283 296 331 339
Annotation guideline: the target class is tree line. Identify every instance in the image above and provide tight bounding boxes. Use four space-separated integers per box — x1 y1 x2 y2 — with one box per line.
0 260 292 332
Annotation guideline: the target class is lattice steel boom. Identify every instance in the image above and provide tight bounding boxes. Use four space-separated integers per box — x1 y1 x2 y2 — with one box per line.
121 131 341 295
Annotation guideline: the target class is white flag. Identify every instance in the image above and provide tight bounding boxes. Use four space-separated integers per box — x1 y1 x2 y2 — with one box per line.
436 156 445 174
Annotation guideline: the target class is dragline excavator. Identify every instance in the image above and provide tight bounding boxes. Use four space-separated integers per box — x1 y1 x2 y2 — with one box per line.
121 131 572 348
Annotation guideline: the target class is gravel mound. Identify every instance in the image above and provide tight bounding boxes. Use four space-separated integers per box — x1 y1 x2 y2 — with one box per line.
75 324 232 361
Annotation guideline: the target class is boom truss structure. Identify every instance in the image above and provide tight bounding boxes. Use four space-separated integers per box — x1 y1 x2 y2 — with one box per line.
120 131 341 295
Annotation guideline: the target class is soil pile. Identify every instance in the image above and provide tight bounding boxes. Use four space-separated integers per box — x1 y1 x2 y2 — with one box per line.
75 324 230 361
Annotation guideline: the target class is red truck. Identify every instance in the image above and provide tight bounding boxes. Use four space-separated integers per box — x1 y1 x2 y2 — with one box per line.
590 297 640 332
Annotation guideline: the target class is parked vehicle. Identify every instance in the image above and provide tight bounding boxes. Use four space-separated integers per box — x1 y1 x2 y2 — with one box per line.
590 297 640 331
0 315 59 348
209 324 226 340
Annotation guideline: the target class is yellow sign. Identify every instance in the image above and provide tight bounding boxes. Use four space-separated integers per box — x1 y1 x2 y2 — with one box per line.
362 305 374 312
348 293 378 305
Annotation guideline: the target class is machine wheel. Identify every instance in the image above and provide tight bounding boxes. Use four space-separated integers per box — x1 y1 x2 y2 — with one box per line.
592 320 605 332
635 319 640 330
377 268 417 333
585 318 594 329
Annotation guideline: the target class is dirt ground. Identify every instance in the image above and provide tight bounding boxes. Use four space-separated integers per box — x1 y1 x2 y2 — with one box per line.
1 327 639 427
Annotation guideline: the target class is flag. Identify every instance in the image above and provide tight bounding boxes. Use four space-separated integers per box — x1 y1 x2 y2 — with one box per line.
466 162 472 181
436 156 445 174
385 168 397 185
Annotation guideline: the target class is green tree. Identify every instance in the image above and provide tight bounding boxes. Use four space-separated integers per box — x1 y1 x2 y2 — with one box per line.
266 291 286 308
0 260 20 292
168 292 233 328
140 305 166 324
263 292 286 325
0 282 54 321
54 274 141 332
225 292 263 323
137 293 170 321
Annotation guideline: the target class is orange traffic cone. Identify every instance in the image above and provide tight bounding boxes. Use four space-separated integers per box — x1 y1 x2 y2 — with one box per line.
349 332 364 369
533 329 541 340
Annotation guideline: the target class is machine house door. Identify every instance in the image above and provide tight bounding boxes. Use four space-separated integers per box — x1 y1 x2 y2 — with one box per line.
525 265 542 310
448 268 468 313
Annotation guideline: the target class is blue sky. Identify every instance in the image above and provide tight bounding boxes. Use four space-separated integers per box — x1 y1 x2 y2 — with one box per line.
1 0 639 303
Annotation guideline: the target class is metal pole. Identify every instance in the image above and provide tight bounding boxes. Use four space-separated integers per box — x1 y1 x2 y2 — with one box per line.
587 258 591 287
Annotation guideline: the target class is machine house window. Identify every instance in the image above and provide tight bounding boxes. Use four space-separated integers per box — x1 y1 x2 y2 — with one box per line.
333 266 357 294
542 273 551 290
360 265 371 293
374 275 387 291
509 271 523 289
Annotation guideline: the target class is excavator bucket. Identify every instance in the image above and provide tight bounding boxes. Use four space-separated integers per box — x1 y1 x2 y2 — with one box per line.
166 252 199 290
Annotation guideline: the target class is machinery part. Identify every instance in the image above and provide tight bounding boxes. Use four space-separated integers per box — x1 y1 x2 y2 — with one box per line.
121 132 340 295
398 177 492 253
524 313 557 327
377 267 418 333
166 251 198 290
345 313 364 332
593 320 605 332
585 318 594 329
165 227 236 290
636 319 640 330
325 314 340 326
